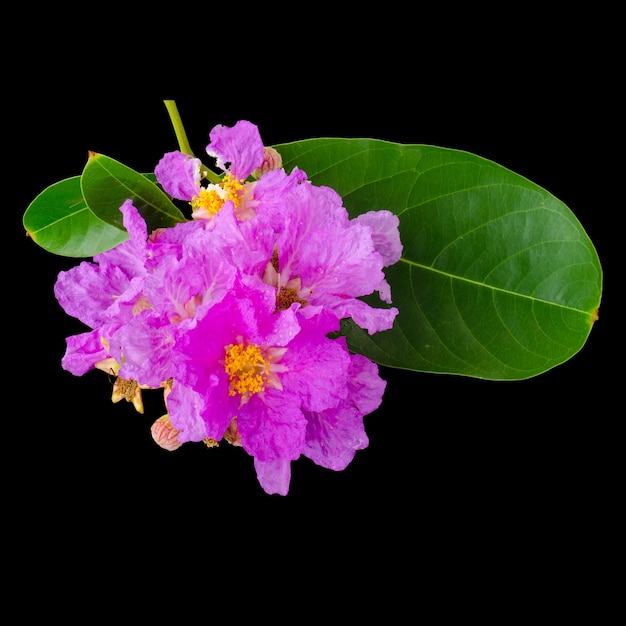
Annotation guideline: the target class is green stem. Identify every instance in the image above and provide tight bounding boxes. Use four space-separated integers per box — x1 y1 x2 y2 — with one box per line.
163 100 220 184
163 100 193 156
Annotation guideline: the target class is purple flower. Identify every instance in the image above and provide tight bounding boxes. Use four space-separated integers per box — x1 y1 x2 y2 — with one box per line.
155 119 297 223
167 277 385 495
55 201 231 384
154 120 306 222
255 180 402 334
54 200 148 330
54 119 403 495
54 200 155 375
111 217 241 388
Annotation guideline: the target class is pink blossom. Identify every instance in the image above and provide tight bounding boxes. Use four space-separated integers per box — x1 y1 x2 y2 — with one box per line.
54 120 403 495
167 280 385 495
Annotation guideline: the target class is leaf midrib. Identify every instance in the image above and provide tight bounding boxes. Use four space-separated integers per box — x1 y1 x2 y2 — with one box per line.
400 257 589 315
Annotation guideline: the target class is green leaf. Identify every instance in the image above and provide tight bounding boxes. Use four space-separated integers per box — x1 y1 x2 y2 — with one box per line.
275 138 603 380
81 153 186 232
23 176 129 257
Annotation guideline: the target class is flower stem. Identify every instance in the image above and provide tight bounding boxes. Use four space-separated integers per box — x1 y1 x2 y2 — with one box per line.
163 100 220 183
163 100 194 156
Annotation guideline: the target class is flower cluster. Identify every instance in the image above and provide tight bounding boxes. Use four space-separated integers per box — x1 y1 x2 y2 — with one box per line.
54 120 402 495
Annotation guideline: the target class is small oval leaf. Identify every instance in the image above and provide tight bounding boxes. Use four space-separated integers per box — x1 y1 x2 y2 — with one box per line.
81 153 186 232
276 138 603 380
23 176 129 257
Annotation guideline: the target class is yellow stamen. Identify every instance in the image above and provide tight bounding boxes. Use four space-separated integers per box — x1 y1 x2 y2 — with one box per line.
190 174 245 216
190 187 225 216
220 174 245 206
224 342 270 397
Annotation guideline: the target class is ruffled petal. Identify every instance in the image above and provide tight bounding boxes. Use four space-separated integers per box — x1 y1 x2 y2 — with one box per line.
251 166 308 218
302 354 383 471
112 311 175 388
205 120 264 181
54 261 133 329
164 381 209 443
61 329 111 376
253 457 292 496
239 388 307 461
280 313 350 412
353 210 403 267
346 353 387 415
329 297 399 335
303 404 369 471
154 150 202 201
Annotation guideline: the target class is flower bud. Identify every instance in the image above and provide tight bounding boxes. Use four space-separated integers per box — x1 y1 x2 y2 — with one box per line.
151 415 183 451
251 147 283 179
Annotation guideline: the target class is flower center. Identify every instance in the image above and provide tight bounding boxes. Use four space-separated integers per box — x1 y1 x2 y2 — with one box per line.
276 285 308 311
224 342 271 398
190 174 245 218
265 247 309 312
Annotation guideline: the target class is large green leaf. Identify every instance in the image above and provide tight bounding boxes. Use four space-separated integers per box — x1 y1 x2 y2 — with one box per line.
81 153 186 232
23 176 129 257
275 138 603 380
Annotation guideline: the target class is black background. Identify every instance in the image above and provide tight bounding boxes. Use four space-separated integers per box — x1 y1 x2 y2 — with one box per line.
8 65 619 613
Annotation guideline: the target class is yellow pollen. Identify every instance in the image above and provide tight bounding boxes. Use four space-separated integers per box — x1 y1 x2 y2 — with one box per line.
190 174 245 215
221 174 245 206
224 343 271 397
